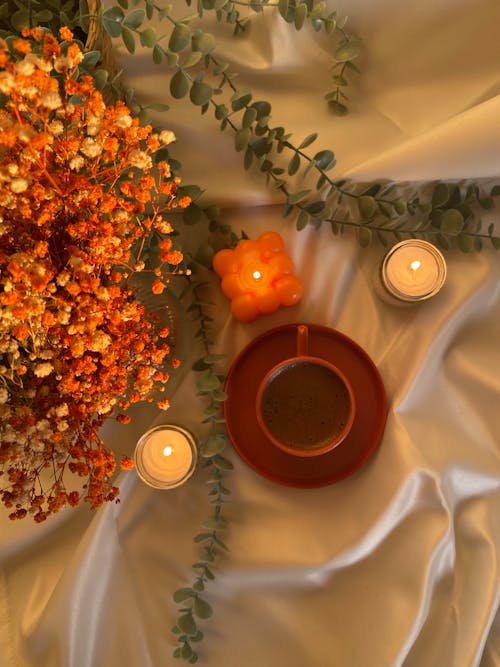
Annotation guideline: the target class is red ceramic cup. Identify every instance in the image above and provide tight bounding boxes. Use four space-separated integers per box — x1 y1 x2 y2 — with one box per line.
255 324 356 457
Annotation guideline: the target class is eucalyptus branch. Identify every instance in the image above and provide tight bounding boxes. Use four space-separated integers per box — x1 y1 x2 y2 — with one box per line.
179 0 361 110
171 272 232 664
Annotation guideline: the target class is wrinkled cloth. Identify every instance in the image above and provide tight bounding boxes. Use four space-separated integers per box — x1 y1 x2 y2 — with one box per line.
2 1 500 666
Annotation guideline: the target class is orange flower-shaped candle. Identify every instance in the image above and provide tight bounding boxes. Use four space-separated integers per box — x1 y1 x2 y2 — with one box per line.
213 232 303 322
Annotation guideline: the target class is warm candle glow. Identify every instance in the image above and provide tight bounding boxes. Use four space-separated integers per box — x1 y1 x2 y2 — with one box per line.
134 425 197 489
380 240 447 303
212 231 303 322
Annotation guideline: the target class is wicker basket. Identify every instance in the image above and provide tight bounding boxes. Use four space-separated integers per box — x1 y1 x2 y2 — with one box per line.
84 0 119 83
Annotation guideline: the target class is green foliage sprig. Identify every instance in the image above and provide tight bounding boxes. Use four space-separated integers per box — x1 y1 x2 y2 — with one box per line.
171 273 232 663
89 0 500 254
0 0 90 39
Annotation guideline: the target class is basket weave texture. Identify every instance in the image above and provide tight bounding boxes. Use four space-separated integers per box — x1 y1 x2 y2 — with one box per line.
85 0 118 81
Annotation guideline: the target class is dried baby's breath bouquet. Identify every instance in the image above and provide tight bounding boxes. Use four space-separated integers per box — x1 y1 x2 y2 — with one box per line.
0 28 190 522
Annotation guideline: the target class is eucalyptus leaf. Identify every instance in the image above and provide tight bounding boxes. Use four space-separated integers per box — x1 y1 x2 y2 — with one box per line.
170 69 189 99
231 90 252 111
358 196 376 219
181 643 193 660
92 69 109 91
173 587 196 603
34 9 53 21
190 81 213 106
192 31 216 54
288 153 300 175
356 227 372 247
296 209 310 230
328 100 348 116
278 0 289 19
102 5 125 37
334 40 361 62
235 127 251 151
194 532 213 543
152 44 163 64
244 146 253 170
169 23 191 52
298 133 317 149
440 208 464 236
82 51 101 68
288 189 312 205
212 454 233 471
201 435 226 457
11 9 29 31
193 597 213 619
140 27 157 47
294 2 307 29
196 373 221 392
309 0 326 19
242 107 257 128
123 8 145 28
458 234 474 253
177 612 197 637
432 183 449 208
313 149 335 170
393 199 406 215
203 517 228 530
211 388 228 401
121 26 136 54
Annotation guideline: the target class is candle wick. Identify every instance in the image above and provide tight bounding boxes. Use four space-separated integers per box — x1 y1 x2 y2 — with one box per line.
252 270 262 281
163 445 173 457
410 260 421 271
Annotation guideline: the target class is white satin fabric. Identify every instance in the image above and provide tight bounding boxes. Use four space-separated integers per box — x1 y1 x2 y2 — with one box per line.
2 1 500 666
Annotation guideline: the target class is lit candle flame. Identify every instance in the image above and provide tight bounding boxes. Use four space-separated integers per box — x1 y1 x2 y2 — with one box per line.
252 270 262 281
410 260 421 271
163 445 173 457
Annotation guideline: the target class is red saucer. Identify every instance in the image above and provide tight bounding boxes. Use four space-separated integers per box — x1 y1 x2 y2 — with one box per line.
224 323 388 488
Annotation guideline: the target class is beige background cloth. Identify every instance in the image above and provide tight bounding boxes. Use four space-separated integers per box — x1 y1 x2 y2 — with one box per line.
2 1 500 665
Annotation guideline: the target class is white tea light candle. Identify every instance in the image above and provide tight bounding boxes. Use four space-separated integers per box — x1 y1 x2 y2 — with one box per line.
377 240 447 304
134 425 197 489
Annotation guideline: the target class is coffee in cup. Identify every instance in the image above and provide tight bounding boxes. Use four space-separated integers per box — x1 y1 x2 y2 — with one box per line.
256 325 355 457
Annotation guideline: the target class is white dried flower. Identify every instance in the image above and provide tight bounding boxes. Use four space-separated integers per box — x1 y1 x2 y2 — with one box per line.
128 150 152 170
87 119 101 136
88 330 111 353
115 113 132 128
80 138 102 158
55 403 69 418
41 92 62 110
15 59 35 76
0 387 8 404
158 162 171 179
159 130 176 145
0 72 14 94
48 120 64 136
34 362 54 377
10 178 29 193
69 156 85 171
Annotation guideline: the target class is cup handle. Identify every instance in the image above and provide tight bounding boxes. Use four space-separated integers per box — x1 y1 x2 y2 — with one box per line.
296 324 309 357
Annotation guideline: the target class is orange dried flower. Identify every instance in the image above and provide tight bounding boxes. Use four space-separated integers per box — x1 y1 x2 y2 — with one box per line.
0 31 188 522
120 456 135 470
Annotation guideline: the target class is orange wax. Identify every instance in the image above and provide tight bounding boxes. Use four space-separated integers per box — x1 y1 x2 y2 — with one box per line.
213 232 303 323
